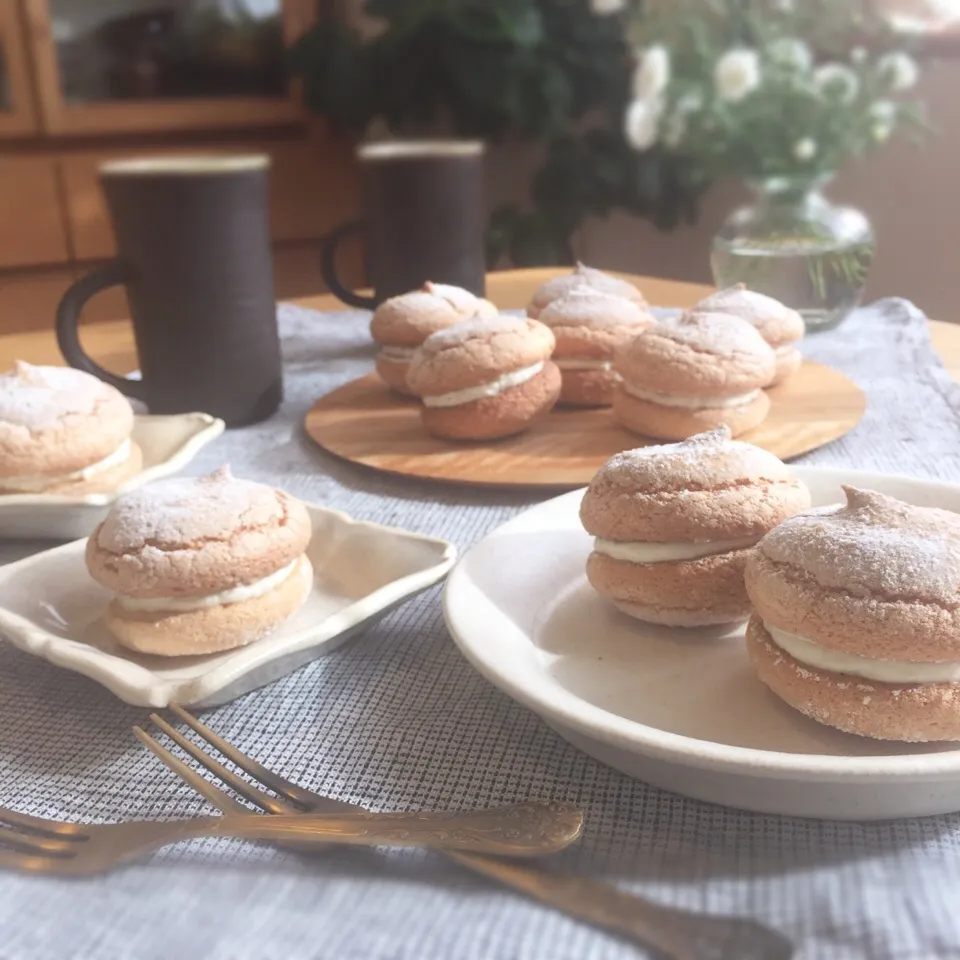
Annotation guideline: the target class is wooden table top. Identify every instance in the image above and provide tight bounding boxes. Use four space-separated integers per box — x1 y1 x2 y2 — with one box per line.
3 268 959 382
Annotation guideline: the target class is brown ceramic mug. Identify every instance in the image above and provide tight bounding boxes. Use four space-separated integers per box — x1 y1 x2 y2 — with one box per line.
56 155 283 427
321 140 487 308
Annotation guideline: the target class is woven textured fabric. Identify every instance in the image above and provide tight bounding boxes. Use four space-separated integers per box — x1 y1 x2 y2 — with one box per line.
1 298 959 960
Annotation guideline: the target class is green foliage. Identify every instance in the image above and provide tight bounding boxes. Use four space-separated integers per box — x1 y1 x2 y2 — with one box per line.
288 0 705 266
630 0 926 183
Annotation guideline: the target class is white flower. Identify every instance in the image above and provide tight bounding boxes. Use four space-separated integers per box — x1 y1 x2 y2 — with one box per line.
851 46 868 64
715 48 761 103
623 97 663 151
877 51 920 91
870 100 897 124
814 63 860 104
869 100 897 141
767 37 813 72
590 0 626 14
793 138 817 161
632 45 671 100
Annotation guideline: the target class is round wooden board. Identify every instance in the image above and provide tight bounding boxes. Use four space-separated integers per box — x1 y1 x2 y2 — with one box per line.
305 362 866 489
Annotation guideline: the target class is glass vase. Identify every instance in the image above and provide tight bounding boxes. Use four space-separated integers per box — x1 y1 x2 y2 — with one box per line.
710 176 875 332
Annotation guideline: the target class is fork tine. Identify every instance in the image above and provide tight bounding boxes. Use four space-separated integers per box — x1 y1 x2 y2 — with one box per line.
0 827 77 856
0 848 58 874
148 713 296 816
0 807 85 838
168 705 320 808
133 726 250 816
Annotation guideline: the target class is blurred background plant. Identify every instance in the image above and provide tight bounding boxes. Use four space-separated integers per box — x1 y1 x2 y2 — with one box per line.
288 0 708 267
619 0 929 329
622 0 926 183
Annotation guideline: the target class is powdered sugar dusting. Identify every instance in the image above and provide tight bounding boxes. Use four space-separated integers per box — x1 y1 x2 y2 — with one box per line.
423 282 494 316
596 426 797 489
537 288 653 330
420 315 529 352
652 312 774 358
761 486 960 603
531 263 646 308
371 283 493 340
95 467 286 551
692 285 804 343
0 362 118 429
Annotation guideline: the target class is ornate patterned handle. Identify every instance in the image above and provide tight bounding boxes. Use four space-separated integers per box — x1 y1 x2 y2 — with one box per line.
220 802 583 857
445 854 795 960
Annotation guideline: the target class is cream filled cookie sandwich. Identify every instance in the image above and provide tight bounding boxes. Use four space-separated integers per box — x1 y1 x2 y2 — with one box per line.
536 288 655 407
527 263 647 319
746 487 960 741
370 282 497 394
406 315 561 440
691 284 805 385
613 312 776 440
580 427 810 627
86 467 313 655
0 361 142 495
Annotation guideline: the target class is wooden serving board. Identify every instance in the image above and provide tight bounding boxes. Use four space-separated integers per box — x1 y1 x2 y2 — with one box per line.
305 362 866 489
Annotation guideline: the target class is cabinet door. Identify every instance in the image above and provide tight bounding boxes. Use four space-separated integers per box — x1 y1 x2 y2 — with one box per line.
0 0 38 135
23 0 311 135
0 156 70 267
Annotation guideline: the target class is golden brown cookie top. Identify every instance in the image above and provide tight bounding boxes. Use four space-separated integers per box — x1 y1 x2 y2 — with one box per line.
615 312 776 398
691 285 805 348
406 316 555 395
537 289 655 358
86 467 312 599
0 361 134 479
370 282 498 347
527 263 647 318
580 428 810 542
759 486 960 605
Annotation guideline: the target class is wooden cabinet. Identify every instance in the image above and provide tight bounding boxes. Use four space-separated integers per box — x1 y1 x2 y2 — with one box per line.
20 0 311 136
0 1 365 333
0 0 38 134
0 156 69 267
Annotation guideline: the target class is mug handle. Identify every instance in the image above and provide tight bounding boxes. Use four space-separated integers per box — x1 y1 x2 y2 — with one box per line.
320 220 379 309
56 260 147 402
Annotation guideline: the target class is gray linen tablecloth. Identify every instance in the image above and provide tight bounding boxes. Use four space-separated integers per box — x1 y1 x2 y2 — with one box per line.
1 299 960 960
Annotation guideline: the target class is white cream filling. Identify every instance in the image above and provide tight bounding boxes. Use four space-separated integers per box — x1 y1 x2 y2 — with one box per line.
117 558 300 613
765 623 960 684
422 362 544 408
623 384 760 409
379 346 416 362
0 438 133 493
593 535 759 564
554 357 613 372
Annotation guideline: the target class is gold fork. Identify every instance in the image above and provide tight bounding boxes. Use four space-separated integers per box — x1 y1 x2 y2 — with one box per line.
136 707 794 960
0 799 582 878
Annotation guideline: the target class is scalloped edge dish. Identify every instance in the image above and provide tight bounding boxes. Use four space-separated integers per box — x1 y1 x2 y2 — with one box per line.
0 413 225 539
0 503 455 707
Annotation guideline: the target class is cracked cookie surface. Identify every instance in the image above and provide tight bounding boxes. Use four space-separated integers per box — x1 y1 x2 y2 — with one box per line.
86 466 312 598
0 361 135 480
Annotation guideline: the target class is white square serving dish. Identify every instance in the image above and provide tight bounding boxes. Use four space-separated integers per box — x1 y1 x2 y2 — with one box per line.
0 413 225 540
0 503 455 707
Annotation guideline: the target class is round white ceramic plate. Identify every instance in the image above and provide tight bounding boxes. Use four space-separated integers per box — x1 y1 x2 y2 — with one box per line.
444 466 960 821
